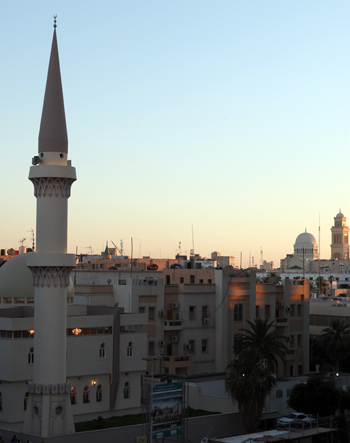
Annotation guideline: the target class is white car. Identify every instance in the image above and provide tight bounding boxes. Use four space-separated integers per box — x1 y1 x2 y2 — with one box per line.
278 413 315 427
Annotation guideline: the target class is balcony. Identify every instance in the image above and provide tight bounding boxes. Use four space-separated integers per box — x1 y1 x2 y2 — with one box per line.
162 355 193 375
276 317 288 323
163 320 183 331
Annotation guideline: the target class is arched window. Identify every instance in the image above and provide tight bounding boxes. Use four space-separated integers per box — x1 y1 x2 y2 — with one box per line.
24 392 29 411
124 382 130 399
99 343 106 359
127 342 133 357
83 386 90 403
70 387 76 405
28 347 34 365
96 384 102 402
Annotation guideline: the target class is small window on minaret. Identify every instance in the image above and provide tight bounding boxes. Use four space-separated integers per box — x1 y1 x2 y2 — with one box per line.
70 387 76 405
24 392 29 410
127 342 133 357
28 348 34 365
96 384 102 402
99 343 106 359
83 386 90 403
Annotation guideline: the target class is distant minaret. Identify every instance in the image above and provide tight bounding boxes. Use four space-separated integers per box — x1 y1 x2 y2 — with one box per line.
331 210 349 260
24 18 76 436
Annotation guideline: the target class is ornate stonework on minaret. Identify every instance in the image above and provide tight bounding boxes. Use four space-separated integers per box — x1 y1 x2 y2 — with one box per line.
23 19 76 437
331 210 349 260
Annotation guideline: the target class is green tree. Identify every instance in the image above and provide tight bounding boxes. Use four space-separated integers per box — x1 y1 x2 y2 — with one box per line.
233 318 288 372
287 377 340 417
321 319 350 372
225 348 276 433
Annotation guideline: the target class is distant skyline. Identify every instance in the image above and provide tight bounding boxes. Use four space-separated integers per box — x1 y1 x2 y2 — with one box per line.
1 1 350 267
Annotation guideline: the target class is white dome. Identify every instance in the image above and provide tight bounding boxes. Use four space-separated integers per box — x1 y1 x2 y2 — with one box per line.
0 253 74 300
295 232 317 245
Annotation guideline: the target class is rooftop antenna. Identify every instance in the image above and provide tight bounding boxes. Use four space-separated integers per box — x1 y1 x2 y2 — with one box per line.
111 240 123 256
260 247 263 266
240 252 242 269
191 225 195 257
120 239 124 256
249 251 251 268
178 241 182 255
19 238 26 247
27 228 35 251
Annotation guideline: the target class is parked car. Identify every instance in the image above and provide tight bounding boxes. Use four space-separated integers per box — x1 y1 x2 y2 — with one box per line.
278 413 315 427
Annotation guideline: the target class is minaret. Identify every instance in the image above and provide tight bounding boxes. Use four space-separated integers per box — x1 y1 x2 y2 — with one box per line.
24 18 76 437
331 210 349 260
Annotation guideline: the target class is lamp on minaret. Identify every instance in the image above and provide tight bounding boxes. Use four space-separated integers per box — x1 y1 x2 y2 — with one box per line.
24 17 76 437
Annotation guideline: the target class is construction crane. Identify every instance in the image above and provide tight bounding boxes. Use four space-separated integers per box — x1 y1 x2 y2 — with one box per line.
111 240 123 256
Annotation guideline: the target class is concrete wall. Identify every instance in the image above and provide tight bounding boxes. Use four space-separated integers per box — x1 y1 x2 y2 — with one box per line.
0 412 245 443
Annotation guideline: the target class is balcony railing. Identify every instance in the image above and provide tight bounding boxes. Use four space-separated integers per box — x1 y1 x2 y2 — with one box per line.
276 317 288 323
164 320 183 330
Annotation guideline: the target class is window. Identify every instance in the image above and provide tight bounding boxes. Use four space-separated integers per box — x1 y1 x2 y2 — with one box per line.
202 306 209 319
255 305 259 319
100 343 106 359
290 305 295 317
139 307 145 314
124 382 130 399
297 334 302 347
83 386 90 403
290 335 295 347
28 347 34 365
201 339 208 353
297 305 302 316
189 306 196 320
24 392 29 411
289 365 294 376
208 279 212 284
180 277 184 284
199 279 203 284
234 304 243 321
127 342 133 357
189 340 195 354
190 275 195 284
70 387 76 405
14 298 25 304
265 305 270 318
166 275 170 285
148 341 155 355
149 307 155 320
298 364 303 376
96 384 102 402
27 297 34 304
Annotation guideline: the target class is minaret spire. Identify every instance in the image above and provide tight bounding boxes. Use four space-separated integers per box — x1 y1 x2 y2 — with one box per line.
38 16 68 154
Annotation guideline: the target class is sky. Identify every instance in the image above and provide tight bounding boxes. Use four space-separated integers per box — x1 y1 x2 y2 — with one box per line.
1 1 350 267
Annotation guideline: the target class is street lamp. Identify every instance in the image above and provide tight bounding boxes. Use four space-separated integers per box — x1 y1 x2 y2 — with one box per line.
142 355 162 443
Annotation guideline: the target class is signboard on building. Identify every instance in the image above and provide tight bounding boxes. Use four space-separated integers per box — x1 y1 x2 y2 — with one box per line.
151 381 183 441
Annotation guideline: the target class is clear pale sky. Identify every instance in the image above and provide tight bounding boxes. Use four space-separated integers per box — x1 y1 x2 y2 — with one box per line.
1 1 350 267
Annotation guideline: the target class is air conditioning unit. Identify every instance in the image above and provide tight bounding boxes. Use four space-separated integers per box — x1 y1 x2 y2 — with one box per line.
171 336 179 342
171 302 179 309
184 344 191 350
159 340 165 346
202 317 210 325
277 301 284 307
286 306 291 312
158 309 165 317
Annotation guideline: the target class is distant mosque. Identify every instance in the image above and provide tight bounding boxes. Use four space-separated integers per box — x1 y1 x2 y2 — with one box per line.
280 211 350 272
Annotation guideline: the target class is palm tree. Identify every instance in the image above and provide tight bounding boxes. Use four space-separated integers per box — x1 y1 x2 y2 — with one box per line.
321 319 350 372
233 318 288 373
225 348 276 433
316 276 329 295
328 275 334 297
